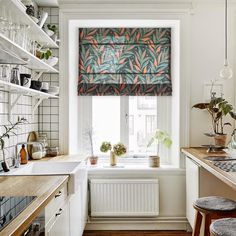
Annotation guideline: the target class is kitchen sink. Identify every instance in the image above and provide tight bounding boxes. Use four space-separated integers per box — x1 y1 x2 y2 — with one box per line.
204 156 235 161
0 162 85 194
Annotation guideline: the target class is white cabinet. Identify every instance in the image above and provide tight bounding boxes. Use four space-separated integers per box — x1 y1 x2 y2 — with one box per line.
45 185 70 236
46 202 70 236
68 164 88 236
186 156 200 228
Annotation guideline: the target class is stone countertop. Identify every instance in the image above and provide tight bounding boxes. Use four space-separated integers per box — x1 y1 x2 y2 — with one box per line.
181 147 236 191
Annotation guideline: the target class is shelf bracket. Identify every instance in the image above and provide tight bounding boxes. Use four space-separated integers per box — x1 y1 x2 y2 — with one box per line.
32 71 44 80
31 97 47 119
8 93 22 121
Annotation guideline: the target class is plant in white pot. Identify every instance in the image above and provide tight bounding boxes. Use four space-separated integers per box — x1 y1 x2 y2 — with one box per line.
147 129 172 167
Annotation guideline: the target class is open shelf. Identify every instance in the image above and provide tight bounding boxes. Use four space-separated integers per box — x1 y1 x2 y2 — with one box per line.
0 48 27 65
2 0 58 48
0 80 59 119
0 80 59 99
0 33 59 73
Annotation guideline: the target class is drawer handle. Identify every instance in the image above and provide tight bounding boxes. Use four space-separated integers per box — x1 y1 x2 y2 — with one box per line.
55 208 63 217
55 191 62 198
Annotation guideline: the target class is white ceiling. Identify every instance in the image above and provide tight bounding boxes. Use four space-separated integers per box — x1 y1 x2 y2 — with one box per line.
35 0 58 7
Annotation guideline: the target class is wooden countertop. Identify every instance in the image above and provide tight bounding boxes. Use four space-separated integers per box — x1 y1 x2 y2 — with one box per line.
181 147 236 191
0 154 87 235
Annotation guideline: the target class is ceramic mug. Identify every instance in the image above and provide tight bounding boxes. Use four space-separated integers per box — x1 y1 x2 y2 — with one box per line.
20 74 31 88
41 82 49 92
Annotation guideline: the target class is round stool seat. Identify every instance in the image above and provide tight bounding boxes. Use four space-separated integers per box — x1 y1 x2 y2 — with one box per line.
194 196 236 212
210 218 236 236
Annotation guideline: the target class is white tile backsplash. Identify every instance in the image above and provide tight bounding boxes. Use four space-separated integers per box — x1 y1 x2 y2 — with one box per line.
38 7 59 149
0 7 60 169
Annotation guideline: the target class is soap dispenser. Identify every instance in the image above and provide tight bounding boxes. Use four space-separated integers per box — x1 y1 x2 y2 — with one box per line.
20 144 28 164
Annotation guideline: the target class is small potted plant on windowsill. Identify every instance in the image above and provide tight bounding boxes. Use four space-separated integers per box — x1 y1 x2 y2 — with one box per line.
84 128 98 165
100 141 127 166
147 129 172 167
192 95 236 146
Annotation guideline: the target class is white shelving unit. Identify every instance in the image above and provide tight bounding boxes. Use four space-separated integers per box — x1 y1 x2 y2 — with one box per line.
0 33 59 73
0 80 58 119
0 0 60 119
2 0 58 48
0 48 27 65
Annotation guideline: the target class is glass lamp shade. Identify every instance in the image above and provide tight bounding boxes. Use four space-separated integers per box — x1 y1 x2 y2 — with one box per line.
220 61 233 80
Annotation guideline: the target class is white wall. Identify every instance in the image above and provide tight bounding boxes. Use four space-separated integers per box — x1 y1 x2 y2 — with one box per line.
59 0 236 156
190 2 236 146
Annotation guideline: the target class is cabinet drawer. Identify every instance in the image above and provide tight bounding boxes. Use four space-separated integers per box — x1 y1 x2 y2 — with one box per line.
45 184 68 223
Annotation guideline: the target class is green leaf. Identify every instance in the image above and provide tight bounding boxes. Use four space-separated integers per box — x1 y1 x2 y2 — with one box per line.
192 103 209 109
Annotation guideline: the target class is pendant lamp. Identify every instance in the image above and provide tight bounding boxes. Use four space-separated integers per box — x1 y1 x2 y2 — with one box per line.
220 0 233 80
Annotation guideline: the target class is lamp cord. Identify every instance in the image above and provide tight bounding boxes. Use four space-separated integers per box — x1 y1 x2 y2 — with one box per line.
225 0 228 62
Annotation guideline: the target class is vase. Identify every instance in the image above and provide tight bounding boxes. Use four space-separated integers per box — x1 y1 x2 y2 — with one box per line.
214 134 227 147
149 155 160 167
110 151 117 166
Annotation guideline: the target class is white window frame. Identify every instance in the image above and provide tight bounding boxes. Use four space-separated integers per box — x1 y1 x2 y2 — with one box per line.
60 18 183 167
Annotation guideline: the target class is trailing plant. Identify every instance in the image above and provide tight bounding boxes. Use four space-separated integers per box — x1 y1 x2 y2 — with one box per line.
147 129 172 156
39 48 52 60
100 141 126 156
193 96 236 135
47 24 58 33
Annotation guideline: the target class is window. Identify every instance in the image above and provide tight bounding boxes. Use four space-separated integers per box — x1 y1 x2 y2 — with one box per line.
80 96 172 164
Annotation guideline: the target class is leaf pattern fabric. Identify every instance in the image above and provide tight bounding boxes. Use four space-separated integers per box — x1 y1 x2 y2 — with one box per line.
78 28 172 96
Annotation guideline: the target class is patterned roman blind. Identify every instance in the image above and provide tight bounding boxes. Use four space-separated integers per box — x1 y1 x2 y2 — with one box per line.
78 28 171 96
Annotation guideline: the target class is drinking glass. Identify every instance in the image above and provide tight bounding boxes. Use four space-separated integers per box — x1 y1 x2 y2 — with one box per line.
0 65 10 82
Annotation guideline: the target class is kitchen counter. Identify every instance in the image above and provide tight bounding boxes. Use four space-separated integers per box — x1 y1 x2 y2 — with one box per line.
0 154 87 235
181 147 236 191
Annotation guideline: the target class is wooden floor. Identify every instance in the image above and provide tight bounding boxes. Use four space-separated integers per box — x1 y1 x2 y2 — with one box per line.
83 231 191 236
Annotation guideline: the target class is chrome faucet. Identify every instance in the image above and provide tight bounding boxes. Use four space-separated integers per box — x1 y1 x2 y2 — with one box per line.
14 142 44 168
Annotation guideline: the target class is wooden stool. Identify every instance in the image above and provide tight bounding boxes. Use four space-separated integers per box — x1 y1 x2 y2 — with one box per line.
210 218 236 236
192 196 236 236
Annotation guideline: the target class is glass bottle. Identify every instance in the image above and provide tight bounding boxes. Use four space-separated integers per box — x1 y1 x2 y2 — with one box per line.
20 144 28 164
227 129 236 149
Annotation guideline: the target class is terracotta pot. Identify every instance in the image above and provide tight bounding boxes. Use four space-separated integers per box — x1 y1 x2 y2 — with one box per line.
110 151 117 166
214 134 227 147
89 156 98 165
149 155 160 168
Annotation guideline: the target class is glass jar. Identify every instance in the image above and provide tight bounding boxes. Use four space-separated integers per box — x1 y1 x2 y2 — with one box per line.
31 144 43 160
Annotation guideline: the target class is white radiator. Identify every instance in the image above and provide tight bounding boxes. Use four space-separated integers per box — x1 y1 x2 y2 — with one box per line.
90 179 159 217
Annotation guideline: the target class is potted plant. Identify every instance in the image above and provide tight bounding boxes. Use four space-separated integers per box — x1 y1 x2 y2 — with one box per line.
84 128 98 165
147 129 172 167
0 117 27 172
47 24 58 41
100 141 127 166
193 96 236 146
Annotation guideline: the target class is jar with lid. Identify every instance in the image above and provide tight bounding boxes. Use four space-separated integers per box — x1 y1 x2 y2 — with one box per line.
31 143 44 160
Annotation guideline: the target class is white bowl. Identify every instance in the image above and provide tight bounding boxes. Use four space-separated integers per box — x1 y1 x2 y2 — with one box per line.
43 56 58 67
48 85 60 95
30 16 39 24
223 148 236 158
44 28 54 37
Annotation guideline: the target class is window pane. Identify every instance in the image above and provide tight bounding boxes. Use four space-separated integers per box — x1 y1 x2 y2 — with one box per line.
92 97 120 155
128 97 157 155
